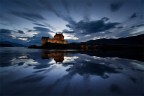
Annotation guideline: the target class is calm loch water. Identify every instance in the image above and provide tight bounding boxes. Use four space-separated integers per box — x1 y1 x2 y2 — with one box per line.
0 47 144 96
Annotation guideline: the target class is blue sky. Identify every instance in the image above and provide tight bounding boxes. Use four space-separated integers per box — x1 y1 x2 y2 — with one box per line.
0 0 144 45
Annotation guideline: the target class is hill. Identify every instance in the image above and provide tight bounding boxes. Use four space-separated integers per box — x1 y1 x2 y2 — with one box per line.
0 41 25 47
84 34 144 45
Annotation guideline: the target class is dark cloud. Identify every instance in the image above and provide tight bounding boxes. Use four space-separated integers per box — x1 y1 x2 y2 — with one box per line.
39 22 55 31
62 29 75 33
39 0 76 26
8 0 43 12
34 22 55 31
28 27 52 45
0 29 12 34
83 0 93 22
0 29 29 45
66 17 119 34
0 29 14 41
110 1 124 12
101 17 109 21
117 26 123 29
33 27 51 33
61 0 70 14
27 30 33 32
130 13 137 19
33 23 46 27
11 12 45 22
12 0 29 7
0 29 25 39
60 0 77 25
17 30 24 34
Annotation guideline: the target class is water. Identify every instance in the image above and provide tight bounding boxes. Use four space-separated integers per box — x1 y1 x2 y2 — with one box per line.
0 47 144 96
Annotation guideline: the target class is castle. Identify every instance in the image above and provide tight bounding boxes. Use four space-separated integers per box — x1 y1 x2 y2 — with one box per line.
41 33 68 46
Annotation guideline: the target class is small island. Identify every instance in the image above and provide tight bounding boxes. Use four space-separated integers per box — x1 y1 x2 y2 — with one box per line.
28 32 86 50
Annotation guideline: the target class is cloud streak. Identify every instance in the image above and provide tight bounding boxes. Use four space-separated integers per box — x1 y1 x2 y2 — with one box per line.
11 12 46 22
39 0 76 27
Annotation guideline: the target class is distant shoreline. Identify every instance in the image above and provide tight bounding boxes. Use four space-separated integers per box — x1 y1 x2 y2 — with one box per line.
28 43 144 50
0 47 143 62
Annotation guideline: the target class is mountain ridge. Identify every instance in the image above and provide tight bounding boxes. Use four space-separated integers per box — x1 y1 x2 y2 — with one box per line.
82 34 144 45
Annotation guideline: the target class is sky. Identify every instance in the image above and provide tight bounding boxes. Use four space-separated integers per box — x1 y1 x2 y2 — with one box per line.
0 0 144 45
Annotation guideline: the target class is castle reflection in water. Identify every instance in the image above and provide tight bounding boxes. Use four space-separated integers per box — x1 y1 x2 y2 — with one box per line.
41 50 64 63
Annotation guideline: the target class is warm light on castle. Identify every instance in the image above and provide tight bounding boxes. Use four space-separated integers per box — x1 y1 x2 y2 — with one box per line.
41 33 68 46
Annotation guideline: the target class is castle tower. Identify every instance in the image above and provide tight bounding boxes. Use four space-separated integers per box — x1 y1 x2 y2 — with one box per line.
54 33 64 41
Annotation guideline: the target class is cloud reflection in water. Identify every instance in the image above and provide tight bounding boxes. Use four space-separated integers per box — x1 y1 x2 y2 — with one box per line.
0 47 144 96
